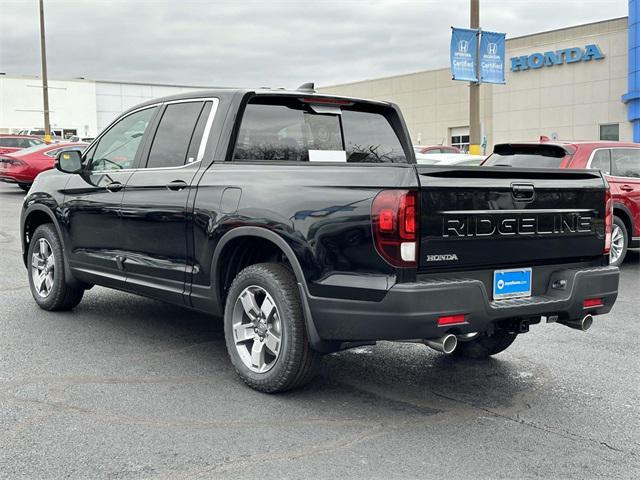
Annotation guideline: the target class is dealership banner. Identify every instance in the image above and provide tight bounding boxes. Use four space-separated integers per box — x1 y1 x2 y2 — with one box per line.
479 31 506 84
450 27 479 82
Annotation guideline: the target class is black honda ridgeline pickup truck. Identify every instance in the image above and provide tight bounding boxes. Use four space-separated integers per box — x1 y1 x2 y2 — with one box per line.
21 85 619 392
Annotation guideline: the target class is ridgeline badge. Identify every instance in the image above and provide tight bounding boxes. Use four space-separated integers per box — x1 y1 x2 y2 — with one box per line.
510 44 604 72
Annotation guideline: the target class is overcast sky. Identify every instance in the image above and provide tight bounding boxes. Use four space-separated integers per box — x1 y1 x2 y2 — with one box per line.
0 0 628 89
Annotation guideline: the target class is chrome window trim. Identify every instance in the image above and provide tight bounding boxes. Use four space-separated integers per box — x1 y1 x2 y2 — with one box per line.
587 146 640 179
87 97 219 174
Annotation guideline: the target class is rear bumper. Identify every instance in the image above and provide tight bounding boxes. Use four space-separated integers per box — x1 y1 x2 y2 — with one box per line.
306 265 619 341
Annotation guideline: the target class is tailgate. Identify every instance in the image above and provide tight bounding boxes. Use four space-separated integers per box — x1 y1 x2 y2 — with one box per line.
416 166 607 271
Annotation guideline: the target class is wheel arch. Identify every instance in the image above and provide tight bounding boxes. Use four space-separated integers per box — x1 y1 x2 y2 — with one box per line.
212 226 336 353
21 205 83 288
613 202 633 241
22 205 63 267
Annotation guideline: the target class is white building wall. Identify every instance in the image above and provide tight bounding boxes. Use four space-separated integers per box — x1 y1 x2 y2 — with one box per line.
95 82 210 131
0 76 98 135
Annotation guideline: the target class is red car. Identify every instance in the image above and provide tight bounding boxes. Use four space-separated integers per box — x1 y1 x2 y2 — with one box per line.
413 144 461 155
0 135 46 155
482 140 640 266
0 142 88 191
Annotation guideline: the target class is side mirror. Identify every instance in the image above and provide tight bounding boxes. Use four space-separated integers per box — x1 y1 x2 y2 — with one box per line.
55 150 83 174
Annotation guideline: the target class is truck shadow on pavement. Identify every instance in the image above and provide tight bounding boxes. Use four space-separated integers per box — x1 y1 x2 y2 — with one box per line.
39 286 535 417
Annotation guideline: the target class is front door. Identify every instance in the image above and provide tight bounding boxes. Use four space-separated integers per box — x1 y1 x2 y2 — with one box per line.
61 106 159 287
120 99 217 304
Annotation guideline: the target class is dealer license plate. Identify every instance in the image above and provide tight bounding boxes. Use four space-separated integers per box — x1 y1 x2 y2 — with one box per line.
493 268 532 300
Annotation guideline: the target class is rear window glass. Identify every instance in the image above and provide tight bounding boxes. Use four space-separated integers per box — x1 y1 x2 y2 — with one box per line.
233 98 407 163
484 144 568 168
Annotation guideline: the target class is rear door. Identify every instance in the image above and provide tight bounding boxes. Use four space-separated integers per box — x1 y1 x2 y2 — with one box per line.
609 148 640 238
120 99 218 303
416 166 607 272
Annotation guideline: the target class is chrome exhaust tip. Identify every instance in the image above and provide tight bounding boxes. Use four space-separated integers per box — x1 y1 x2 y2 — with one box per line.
424 334 458 354
559 314 593 332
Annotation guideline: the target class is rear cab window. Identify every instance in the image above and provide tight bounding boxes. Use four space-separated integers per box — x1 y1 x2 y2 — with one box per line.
484 144 570 168
232 96 409 163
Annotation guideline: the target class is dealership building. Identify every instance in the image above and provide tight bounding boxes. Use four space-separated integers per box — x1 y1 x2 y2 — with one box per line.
0 75 211 137
321 16 637 152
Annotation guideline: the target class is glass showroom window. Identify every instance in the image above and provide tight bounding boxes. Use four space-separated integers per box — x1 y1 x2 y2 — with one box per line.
600 124 619 141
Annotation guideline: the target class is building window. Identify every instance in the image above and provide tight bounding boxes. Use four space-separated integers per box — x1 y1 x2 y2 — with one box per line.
600 124 619 141
450 126 470 153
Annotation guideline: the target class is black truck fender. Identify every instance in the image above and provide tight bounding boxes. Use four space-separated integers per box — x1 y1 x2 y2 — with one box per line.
212 226 340 353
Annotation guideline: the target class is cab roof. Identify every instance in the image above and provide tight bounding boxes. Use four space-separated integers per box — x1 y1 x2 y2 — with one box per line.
123 86 390 116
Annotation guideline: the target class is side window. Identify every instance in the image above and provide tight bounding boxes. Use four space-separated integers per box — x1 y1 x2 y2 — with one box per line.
87 106 157 172
0 138 17 147
28 139 43 147
145 101 207 169
590 149 611 175
611 149 640 178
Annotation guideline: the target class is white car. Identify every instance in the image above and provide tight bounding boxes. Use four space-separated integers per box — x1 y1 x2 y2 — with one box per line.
415 153 486 166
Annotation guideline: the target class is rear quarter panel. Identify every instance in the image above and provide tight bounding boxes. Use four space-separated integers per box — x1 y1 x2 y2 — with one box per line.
191 162 418 304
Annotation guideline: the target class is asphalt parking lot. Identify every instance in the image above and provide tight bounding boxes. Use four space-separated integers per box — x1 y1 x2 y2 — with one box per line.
0 182 638 480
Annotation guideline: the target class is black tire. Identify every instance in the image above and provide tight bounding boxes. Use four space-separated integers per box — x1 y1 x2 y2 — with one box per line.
453 329 517 359
18 183 30 192
223 262 320 393
609 216 628 267
27 224 84 311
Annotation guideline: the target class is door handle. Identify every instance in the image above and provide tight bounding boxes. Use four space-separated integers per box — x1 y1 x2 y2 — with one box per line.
105 181 123 192
620 185 634 192
511 183 535 202
167 180 188 191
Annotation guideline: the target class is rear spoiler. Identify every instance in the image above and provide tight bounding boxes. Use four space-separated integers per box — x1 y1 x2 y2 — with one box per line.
493 143 575 156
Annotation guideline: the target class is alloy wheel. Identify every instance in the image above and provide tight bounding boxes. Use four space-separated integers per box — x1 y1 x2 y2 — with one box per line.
31 238 55 297
231 285 282 373
610 224 625 265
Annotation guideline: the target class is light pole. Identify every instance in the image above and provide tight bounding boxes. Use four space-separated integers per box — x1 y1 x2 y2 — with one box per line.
469 0 480 155
38 0 51 142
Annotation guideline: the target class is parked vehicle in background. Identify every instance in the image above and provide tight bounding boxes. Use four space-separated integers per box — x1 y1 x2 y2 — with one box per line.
0 142 88 191
20 87 618 393
17 128 69 143
483 141 640 266
18 128 63 137
68 135 95 143
0 135 46 154
413 144 461 155
416 153 485 166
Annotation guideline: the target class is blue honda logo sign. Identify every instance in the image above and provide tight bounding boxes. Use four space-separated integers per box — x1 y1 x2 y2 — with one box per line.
458 40 469 53
511 44 605 71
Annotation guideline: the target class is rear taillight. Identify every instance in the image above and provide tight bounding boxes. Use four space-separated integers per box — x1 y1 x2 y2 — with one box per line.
0 157 26 166
371 190 418 267
604 187 613 254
